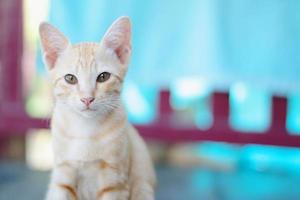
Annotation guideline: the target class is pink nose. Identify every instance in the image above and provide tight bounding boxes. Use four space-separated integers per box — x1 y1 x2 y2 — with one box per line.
80 97 95 106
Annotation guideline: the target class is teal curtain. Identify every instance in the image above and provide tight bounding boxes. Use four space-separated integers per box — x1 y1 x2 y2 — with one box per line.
44 0 300 128
48 0 300 89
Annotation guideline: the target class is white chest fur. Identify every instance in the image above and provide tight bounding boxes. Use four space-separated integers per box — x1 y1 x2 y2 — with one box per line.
51 106 128 165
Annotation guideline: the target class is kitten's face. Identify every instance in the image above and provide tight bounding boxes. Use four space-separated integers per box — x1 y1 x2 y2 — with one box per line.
39 17 131 118
50 43 125 117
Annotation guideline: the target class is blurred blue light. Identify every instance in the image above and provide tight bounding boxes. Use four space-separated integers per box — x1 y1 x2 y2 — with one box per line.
230 83 271 132
170 77 213 129
287 94 300 135
240 145 300 176
122 82 157 124
192 142 300 176
171 78 210 101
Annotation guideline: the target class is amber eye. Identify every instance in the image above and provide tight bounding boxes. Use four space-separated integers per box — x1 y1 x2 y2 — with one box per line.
97 72 111 83
64 74 78 84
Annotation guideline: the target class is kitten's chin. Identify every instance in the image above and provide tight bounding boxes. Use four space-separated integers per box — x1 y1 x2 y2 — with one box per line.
77 109 100 118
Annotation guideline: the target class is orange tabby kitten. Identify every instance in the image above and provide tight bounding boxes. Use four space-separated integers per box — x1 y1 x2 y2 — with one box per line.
39 17 156 200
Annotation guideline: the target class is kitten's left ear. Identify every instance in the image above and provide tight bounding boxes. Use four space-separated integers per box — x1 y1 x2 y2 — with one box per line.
101 16 131 65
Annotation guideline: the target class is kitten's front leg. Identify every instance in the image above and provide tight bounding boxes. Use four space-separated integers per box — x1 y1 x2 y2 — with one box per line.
97 185 129 200
96 160 129 200
131 181 155 200
45 163 77 200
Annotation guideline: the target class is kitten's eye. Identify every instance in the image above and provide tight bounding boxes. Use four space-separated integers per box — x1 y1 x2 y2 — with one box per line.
97 72 111 83
64 74 78 84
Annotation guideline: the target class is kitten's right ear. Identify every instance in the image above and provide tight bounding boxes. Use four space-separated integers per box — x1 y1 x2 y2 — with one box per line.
39 22 70 70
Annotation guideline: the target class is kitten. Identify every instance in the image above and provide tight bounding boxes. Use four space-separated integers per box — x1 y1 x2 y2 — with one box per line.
39 17 156 200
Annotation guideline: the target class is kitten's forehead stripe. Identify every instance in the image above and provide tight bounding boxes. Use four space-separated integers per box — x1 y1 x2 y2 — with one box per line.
73 43 98 69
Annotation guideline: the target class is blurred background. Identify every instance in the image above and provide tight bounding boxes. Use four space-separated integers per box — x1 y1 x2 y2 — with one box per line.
1 0 300 199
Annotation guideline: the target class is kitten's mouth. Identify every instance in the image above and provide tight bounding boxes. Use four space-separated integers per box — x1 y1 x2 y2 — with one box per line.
82 107 96 112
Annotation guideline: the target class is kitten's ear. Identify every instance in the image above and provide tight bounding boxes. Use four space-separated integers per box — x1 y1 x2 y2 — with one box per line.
101 16 131 65
39 22 70 70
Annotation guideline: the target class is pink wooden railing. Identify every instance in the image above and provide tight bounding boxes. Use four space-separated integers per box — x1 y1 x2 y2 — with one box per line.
137 91 300 147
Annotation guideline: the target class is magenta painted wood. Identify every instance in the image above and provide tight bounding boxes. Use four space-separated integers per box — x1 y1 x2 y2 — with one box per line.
138 90 299 147
1 1 300 147
270 96 288 136
0 0 26 124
